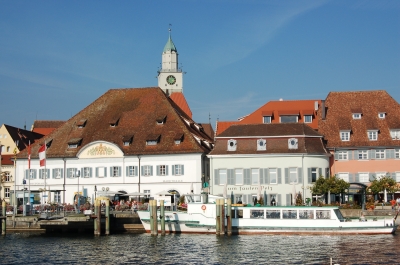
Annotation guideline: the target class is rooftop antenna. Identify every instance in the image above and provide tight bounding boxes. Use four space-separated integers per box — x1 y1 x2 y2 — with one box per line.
24 120 26 130
209 113 211 124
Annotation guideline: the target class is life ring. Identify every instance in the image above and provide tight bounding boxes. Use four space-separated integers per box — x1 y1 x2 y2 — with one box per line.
201 205 206 210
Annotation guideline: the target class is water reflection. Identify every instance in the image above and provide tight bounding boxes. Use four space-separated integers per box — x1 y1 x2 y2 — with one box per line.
0 233 398 264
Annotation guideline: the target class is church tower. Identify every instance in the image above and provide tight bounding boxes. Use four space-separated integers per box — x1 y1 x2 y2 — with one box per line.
158 28 183 95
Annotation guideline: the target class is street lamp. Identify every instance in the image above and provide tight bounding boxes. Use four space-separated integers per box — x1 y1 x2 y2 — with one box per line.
94 185 97 201
137 154 142 203
76 169 80 213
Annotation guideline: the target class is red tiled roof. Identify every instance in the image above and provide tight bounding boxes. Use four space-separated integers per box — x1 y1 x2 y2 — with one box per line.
169 92 192 119
318 90 400 148
32 120 65 136
215 121 240 136
0 154 14 166
17 87 213 159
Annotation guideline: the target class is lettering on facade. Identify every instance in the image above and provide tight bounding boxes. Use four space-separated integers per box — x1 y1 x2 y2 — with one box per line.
162 180 183 182
227 186 273 191
87 144 115 156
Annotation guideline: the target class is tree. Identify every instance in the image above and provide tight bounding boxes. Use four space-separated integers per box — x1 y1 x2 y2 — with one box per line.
310 175 350 202
369 175 399 196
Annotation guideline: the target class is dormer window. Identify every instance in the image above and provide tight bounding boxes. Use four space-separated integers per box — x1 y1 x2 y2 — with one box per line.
304 115 312 123
122 135 133 146
109 117 120 127
352 113 361 119
146 134 160 146
227 139 237 151
390 129 400 140
378 112 386 119
263 116 271 124
288 138 298 149
77 119 87 128
257 139 266 151
262 111 273 124
368 130 378 141
174 133 184 145
156 115 167 125
68 138 82 149
340 131 350 141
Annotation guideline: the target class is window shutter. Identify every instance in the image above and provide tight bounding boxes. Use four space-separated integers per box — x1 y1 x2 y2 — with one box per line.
46 169 50 179
32 169 36 179
104 167 107 177
391 172 396 180
284 168 289 184
172 165 175 175
354 150 359 159
52 169 56 179
126 166 129 177
298 168 302 184
150 166 153 176
260 169 264 184
348 173 353 182
228 169 234 185
109 167 112 177
83 188 88 197
118 167 121 177
248 195 253 205
166 166 168 176
96 167 99 177
334 153 339 160
318 168 322 177
386 149 394 159
244 169 251 185
142 165 145 175
157 166 160 176
278 168 282 184
25 170 28 179
135 166 138 176
264 169 269 184
325 168 330 178
286 194 291 206
181 165 184 175
277 194 282 206
369 173 374 182
355 173 359 182
369 150 376 160
264 193 268 205
61 169 64 178
308 168 312 183
214 169 220 185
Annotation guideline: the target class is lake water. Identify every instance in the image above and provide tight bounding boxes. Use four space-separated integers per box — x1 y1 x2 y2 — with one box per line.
1 233 399 264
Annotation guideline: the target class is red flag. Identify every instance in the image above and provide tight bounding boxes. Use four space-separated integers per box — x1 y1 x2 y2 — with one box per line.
39 144 46 167
28 141 31 169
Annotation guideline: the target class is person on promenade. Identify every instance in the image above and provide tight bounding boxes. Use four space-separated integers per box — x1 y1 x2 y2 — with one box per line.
391 199 396 211
360 214 366 222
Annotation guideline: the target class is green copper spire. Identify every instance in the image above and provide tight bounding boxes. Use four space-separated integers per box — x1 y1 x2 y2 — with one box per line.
163 28 177 53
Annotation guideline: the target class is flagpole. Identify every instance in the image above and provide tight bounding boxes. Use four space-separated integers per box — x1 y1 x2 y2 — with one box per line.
28 140 31 215
44 140 47 205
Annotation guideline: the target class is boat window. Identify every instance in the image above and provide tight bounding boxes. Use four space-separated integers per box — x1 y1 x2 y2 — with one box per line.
299 210 314 219
236 209 243 218
333 209 344 221
250 209 264 219
282 210 297 219
266 210 280 219
316 210 331 219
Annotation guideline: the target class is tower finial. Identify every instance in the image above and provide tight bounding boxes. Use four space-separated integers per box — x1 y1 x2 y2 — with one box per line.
169 24 172 33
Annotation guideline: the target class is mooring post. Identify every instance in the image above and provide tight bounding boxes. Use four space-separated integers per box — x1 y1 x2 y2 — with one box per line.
2 200 6 235
97 201 101 235
149 200 154 234
216 199 221 235
160 200 165 236
152 200 158 236
227 198 232 236
220 198 225 235
94 200 99 236
105 199 110 235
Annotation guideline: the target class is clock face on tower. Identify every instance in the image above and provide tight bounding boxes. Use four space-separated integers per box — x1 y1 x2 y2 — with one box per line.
166 75 176 85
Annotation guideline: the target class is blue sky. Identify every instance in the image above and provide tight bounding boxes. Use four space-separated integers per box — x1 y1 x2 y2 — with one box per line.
1 0 399 129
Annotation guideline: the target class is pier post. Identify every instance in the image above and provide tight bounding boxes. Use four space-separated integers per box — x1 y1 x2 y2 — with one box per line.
227 198 232 236
220 198 225 235
216 199 220 235
2 200 6 235
152 200 158 236
94 200 99 236
96 201 101 235
149 200 154 234
160 200 165 236
105 200 110 235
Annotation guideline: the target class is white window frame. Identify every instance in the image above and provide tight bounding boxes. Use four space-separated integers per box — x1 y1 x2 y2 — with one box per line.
4 187 10 198
82 167 91 178
54 191 61 203
375 172 386 180
173 165 184 176
396 149 400 159
358 150 368 160
251 168 259 185
311 168 318 183
289 167 298 184
378 113 385 119
4 172 11 182
263 116 271 124
390 130 400 140
396 172 400 182
352 113 361 119
269 168 277 184
375 149 385 159
146 140 158 146
340 131 350 141
304 115 312 123
337 151 348 160
144 190 151 198
143 165 152 176
359 172 369 183
338 173 349 182
219 169 227 185
227 139 237 151
368 130 378 141
127 166 136 177
280 115 298 123
159 165 167 176
235 169 243 185
257 139 266 151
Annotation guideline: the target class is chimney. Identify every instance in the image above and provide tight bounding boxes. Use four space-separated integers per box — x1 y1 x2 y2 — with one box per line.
321 100 326 120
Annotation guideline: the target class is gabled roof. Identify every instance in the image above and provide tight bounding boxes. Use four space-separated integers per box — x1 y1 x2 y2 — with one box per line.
215 121 240 136
31 120 65 135
0 154 14 166
210 123 326 155
169 92 192 118
2 124 44 152
238 99 321 129
318 90 400 148
198 123 214 140
18 87 213 159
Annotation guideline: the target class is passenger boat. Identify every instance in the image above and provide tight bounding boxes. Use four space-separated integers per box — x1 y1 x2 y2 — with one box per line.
137 197 398 235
